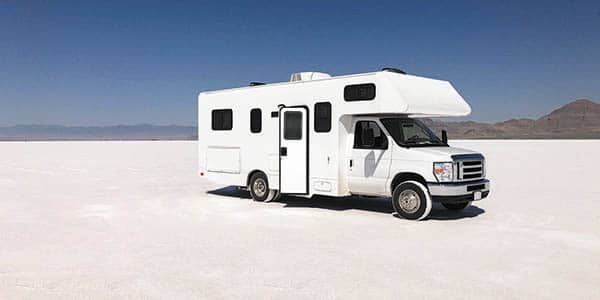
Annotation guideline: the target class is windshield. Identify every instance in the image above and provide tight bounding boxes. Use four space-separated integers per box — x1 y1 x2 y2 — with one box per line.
380 118 447 147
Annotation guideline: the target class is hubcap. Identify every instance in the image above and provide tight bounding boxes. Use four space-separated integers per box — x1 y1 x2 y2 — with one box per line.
398 189 421 214
253 178 267 198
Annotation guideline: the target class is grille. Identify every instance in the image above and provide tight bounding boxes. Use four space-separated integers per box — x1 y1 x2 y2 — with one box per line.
452 154 485 182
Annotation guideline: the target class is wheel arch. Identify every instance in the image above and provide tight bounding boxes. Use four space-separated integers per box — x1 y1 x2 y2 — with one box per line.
246 169 267 188
390 172 428 195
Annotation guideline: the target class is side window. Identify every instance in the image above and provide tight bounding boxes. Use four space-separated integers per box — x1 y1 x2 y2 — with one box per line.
314 102 331 133
284 111 302 140
353 121 388 149
344 83 376 101
250 108 261 133
212 109 232 130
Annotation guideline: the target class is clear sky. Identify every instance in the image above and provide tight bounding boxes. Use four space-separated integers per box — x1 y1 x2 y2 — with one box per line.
1 0 599 126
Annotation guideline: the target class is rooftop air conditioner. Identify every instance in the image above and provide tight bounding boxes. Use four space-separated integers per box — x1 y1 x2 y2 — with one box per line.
290 72 331 82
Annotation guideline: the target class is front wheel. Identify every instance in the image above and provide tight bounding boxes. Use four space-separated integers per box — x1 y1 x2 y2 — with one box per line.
391 181 432 220
249 172 276 202
442 201 471 210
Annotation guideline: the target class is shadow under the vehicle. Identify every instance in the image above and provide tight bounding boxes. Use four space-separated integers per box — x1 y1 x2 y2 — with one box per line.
207 186 252 199
281 194 394 214
207 186 485 220
207 186 393 214
420 203 485 220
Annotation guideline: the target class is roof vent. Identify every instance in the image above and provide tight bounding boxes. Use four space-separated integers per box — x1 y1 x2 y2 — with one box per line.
290 72 331 82
249 82 266 86
382 67 407 74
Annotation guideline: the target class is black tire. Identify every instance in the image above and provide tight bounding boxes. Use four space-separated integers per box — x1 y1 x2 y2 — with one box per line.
269 190 282 202
249 172 273 202
442 201 471 210
391 181 432 220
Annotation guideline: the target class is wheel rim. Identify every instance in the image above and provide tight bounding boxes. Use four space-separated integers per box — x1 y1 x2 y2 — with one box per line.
398 189 421 214
253 178 267 198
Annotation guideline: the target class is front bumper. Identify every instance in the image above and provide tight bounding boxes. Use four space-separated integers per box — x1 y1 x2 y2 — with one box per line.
427 179 490 203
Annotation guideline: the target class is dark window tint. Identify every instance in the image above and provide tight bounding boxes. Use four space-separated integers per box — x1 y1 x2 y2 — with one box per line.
314 102 331 132
250 108 261 133
211 109 232 130
284 111 302 140
353 121 388 149
344 83 376 101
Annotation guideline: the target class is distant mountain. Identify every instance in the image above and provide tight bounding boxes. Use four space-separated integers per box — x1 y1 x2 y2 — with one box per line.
1 99 598 141
0 124 197 141
425 99 600 139
535 99 600 132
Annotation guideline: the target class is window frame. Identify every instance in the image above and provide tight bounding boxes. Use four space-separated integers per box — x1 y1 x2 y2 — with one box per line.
314 102 332 133
250 108 262 133
211 109 233 131
353 120 388 150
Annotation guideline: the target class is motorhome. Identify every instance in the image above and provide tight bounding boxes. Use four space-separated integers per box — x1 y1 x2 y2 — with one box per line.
197 68 490 220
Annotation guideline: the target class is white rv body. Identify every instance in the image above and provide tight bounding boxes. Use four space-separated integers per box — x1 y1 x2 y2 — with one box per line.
198 70 490 219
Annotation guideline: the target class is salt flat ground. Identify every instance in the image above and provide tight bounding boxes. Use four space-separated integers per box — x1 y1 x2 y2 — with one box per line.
0 141 599 299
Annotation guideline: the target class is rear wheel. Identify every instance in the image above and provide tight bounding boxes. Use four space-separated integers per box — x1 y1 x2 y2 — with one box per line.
249 172 276 202
442 201 471 210
391 181 432 220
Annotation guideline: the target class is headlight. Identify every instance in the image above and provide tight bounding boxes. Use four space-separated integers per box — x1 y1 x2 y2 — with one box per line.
433 162 453 182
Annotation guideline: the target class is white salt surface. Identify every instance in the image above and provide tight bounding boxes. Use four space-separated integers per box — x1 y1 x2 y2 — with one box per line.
0 140 599 299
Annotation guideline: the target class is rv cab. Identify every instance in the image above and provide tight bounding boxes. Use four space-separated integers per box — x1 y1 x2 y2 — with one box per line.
347 115 488 218
198 69 490 220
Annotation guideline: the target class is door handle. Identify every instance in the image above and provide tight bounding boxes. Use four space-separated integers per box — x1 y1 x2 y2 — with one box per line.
280 147 287 156
349 159 353 167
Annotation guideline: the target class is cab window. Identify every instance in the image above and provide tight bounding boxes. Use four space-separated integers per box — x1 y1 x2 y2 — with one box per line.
381 118 446 147
353 121 388 149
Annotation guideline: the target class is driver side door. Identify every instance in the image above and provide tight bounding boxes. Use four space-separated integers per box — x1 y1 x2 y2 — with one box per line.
347 120 392 195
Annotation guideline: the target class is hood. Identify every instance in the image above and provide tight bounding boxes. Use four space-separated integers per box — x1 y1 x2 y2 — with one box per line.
409 146 480 160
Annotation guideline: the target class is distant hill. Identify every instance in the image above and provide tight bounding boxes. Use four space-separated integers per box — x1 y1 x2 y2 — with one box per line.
1 99 598 141
0 124 197 141
424 99 600 139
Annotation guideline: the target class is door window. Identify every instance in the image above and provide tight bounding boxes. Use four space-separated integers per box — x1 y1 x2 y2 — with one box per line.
353 121 388 149
284 111 303 140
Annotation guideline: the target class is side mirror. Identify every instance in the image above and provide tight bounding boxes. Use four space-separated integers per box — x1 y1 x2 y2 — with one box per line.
363 128 375 147
441 130 448 144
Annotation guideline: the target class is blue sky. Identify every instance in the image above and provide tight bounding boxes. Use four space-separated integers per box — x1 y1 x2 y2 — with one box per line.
1 0 599 126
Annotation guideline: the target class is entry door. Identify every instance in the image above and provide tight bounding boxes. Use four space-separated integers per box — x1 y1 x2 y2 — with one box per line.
348 120 391 195
279 107 308 194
